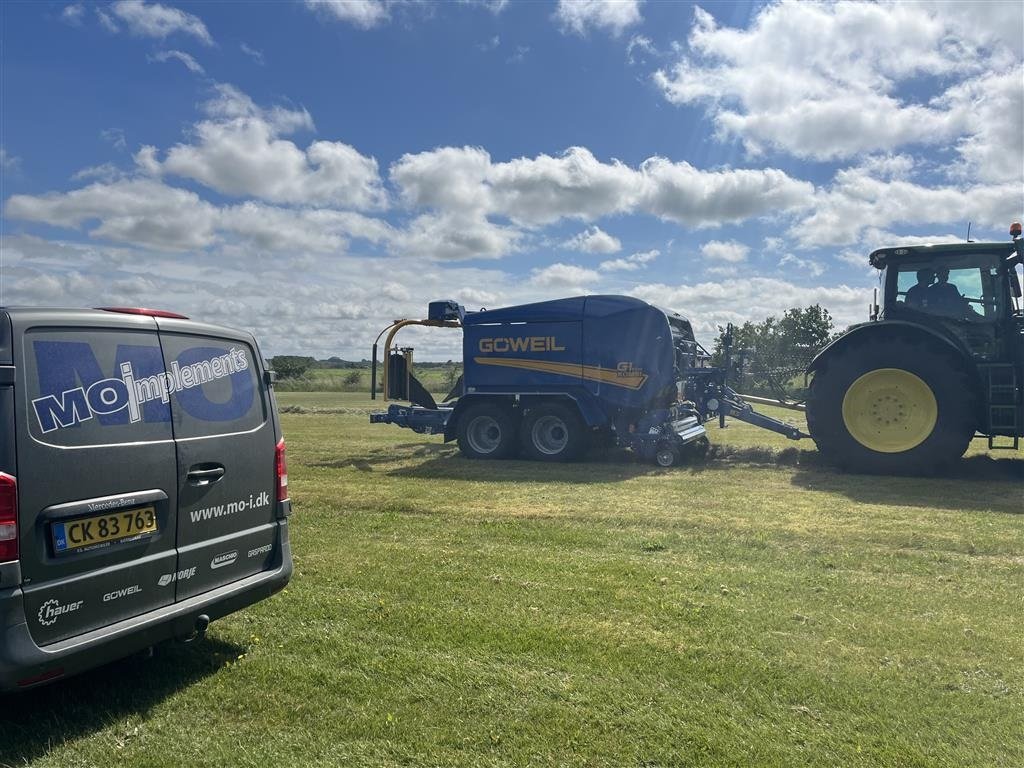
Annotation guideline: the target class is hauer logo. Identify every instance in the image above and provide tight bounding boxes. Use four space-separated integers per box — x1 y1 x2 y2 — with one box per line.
157 567 197 587
37 598 84 627
31 341 252 434
103 585 142 603
211 551 238 570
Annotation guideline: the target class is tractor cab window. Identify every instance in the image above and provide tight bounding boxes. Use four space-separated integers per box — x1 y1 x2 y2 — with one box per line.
892 254 1002 321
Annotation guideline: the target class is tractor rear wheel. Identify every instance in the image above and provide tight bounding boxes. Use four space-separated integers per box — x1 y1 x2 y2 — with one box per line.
520 402 587 462
457 403 518 460
806 337 976 475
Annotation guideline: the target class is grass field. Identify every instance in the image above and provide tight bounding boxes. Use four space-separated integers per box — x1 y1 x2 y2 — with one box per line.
3 393 1022 767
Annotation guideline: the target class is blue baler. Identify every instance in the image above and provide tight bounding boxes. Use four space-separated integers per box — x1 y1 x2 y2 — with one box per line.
370 295 805 465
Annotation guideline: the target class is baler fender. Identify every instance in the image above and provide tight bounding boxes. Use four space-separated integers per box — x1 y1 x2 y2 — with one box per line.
442 392 606 442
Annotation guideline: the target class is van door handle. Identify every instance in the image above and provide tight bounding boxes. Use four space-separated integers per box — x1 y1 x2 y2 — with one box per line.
187 465 226 486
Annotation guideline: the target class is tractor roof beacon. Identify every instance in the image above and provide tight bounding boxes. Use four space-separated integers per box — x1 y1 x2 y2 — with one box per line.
805 222 1024 474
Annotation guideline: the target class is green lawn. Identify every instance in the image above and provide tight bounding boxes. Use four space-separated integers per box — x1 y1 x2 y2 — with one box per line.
3 393 1021 767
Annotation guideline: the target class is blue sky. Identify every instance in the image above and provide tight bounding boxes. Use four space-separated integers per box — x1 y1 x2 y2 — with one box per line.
1 0 1022 358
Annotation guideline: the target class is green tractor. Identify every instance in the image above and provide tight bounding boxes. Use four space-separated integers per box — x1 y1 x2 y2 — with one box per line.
806 222 1024 474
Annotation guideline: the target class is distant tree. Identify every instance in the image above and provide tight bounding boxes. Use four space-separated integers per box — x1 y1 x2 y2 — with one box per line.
713 305 837 398
343 370 362 386
270 355 315 379
443 360 463 393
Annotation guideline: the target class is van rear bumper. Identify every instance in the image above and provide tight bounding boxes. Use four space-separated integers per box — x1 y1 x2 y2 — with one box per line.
0 521 292 692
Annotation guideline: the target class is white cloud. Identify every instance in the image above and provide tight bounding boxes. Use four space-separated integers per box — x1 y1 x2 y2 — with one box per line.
110 0 213 45
637 157 812 226
629 277 870 342
793 160 1020 247
240 43 265 65
1 232 878 358
304 0 390 29
154 84 387 208
392 145 812 229
529 263 601 290
555 0 642 37
700 240 749 263
392 212 520 261
102 128 128 152
5 179 220 251
655 1 1023 180
626 34 656 65
599 248 658 272
60 4 85 26
778 253 824 278
72 163 124 183
506 45 530 64
461 0 508 13
564 225 621 254
0 148 20 172
150 49 205 75
96 9 119 33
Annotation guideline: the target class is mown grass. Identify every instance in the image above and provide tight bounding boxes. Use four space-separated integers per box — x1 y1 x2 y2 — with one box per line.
2 393 1021 767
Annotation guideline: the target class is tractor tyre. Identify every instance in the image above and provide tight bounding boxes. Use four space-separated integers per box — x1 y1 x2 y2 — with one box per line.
520 402 588 462
457 402 518 460
806 337 977 475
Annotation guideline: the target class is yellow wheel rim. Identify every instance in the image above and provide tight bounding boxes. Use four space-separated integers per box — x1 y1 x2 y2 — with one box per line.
841 368 938 453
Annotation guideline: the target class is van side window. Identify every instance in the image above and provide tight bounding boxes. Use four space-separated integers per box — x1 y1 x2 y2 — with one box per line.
158 335 265 438
24 329 173 447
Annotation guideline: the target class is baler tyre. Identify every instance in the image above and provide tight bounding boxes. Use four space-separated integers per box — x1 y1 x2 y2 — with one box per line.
655 442 678 468
520 402 588 462
806 337 976 475
457 403 517 460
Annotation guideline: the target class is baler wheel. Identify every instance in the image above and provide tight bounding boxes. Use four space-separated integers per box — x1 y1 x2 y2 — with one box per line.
457 403 518 459
655 443 678 467
521 402 587 462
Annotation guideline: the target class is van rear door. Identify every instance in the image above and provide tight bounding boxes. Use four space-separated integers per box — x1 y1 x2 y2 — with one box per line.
12 311 179 646
155 322 279 600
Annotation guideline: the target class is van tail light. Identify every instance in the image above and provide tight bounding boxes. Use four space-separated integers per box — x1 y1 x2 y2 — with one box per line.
0 472 18 563
275 439 289 503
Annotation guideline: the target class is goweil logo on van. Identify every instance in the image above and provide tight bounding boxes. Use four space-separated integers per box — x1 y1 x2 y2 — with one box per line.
103 585 142 603
158 567 197 587
32 348 250 433
37 598 84 627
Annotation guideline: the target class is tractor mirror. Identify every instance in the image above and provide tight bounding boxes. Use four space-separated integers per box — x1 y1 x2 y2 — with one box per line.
1010 265 1023 299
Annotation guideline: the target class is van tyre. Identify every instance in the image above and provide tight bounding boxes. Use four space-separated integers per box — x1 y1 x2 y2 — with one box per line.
457 403 518 460
521 402 587 462
807 337 976 475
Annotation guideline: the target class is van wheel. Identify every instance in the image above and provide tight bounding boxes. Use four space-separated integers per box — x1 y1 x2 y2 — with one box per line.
457 403 517 459
521 402 587 462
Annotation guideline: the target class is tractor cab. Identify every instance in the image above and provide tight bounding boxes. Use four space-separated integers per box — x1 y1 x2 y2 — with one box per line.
869 228 1024 364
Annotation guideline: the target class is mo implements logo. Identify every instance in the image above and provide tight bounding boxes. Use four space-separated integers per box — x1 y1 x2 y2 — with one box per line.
31 344 251 434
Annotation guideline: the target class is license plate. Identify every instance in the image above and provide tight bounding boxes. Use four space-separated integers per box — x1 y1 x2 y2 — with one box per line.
52 506 158 554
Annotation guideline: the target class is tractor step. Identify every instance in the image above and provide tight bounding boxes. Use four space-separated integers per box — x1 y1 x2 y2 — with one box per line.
987 434 1020 450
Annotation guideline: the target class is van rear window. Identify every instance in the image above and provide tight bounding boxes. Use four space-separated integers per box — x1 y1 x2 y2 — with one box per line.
25 328 173 447
158 334 266 438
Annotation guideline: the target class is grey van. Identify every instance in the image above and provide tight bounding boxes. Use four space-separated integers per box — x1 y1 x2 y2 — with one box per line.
0 307 292 690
